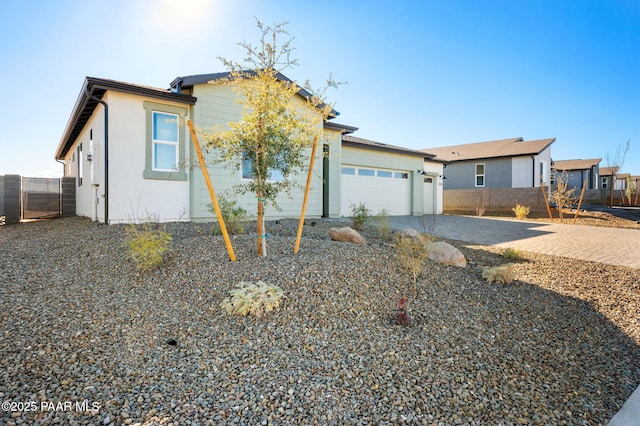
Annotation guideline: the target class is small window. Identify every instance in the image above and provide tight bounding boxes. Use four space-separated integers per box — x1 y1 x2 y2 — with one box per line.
341 167 356 175
358 168 375 177
152 112 179 171
77 143 83 186
377 170 392 178
242 153 285 182
394 172 408 179
475 163 485 187
424 177 433 183
601 177 608 189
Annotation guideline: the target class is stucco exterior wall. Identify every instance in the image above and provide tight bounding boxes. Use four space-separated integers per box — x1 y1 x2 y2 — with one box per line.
64 91 192 224
422 161 445 214
63 103 105 221
512 156 534 188
444 158 512 189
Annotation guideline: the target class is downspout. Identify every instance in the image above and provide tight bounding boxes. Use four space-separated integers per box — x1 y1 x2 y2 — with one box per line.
85 87 109 224
531 155 536 187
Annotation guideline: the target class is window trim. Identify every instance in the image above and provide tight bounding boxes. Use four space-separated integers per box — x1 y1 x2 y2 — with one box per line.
475 163 485 187
151 111 180 172
143 101 188 181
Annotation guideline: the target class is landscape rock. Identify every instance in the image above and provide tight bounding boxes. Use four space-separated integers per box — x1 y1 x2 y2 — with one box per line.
396 227 426 241
328 227 367 245
427 241 467 267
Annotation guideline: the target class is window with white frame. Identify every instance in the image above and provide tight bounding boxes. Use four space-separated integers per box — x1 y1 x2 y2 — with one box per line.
475 163 485 187
601 177 608 189
152 111 179 171
143 101 187 181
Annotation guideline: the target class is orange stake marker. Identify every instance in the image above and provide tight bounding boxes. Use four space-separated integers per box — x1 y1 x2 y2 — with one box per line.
187 120 237 262
294 135 319 254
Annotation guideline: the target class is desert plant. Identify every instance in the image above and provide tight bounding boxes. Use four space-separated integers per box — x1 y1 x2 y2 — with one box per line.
512 204 530 220
124 221 172 271
502 248 524 261
350 202 371 231
482 264 515 284
220 281 285 317
396 297 410 325
372 208 392 240
211 195 249 235
395 232 430 288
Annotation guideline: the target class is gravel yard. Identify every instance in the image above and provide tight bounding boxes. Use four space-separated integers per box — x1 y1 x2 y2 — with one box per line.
1 217 639 425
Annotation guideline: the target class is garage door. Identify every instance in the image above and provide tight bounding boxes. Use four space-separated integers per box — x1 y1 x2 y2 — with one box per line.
340 166 411 216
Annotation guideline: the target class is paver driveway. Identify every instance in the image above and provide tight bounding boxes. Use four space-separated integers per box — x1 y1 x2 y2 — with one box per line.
391 215 640 269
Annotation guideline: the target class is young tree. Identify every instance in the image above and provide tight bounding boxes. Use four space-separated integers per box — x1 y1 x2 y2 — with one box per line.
604 139 631 207
550 171 577 222
202 20 338 256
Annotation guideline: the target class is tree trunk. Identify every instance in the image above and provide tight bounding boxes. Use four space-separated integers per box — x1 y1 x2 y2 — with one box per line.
256 194 267 256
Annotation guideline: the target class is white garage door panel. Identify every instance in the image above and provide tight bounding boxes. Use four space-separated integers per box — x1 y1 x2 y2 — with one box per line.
341 169 411 216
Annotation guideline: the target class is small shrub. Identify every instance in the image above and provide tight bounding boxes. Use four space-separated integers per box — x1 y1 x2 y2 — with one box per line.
350 202 371 231
221 281 285 317
512 204 530 220
395 232 430 288
211 195 249 235
124 222 172 271
372 208 392 240
482 264 515 284
502 248 524 261
396 297 410 325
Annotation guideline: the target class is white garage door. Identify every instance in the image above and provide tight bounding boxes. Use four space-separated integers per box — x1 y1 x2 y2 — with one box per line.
340 166 411 216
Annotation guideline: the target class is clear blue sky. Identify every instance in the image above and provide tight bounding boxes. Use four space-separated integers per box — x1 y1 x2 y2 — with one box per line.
1 0 639 177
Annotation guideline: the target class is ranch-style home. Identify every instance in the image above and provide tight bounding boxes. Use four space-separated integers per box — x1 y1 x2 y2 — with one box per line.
54 73 444 224
550 158 601 190
422 137 554 190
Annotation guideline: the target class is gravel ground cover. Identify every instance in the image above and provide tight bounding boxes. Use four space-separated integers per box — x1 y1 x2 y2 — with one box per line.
1 217 639 425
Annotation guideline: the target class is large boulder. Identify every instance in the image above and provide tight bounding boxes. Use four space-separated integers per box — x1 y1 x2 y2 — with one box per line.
328 227 367 245
427 241 467 267
396 227 430 244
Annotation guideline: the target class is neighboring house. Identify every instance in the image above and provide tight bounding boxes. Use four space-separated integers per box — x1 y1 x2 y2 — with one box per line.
422 137 555 189
55 74 443 224
599 167 628 191
550 158 601 190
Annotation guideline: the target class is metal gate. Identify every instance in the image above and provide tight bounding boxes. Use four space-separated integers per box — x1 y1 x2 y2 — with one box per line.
21 177 61 220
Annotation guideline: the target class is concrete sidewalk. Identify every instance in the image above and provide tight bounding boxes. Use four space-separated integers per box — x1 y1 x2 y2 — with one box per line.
391 215 640 269
390 214 640 424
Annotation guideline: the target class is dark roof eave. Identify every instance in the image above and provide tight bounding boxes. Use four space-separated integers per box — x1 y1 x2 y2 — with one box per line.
443 149 554 163
55 77 196 160
342 139 436 160
323 122 358 134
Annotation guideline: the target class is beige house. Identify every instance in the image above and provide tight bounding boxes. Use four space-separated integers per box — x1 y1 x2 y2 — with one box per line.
55 73 444 223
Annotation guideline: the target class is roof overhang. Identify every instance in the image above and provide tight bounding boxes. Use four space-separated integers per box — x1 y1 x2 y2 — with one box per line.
342 136 436 160
323 121 358 134
55 77 197 160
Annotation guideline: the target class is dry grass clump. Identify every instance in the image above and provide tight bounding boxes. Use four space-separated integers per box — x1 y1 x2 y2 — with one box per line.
482 264 515 284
